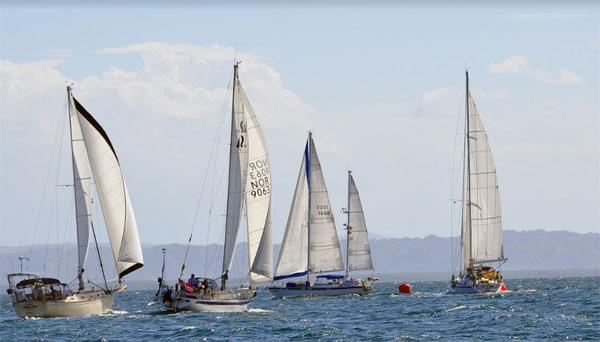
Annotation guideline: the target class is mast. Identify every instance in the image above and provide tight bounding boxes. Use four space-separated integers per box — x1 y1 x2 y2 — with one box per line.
465 71 472 270
345 170 351 279
222 62 240 277
306 131 312 283
67 86 86 291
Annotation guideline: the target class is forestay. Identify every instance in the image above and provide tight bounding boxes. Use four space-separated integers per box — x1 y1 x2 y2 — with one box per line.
464 91 503 265
73 98 144 278
347 175 373 271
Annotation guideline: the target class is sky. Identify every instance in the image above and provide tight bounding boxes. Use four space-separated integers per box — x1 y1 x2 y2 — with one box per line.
1 2 599 249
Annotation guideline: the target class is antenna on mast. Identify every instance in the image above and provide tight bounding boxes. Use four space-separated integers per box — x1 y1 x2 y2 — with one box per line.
18 256 29 273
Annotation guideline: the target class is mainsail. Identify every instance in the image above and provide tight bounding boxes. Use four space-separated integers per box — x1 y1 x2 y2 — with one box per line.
67 88 92 288
72 96 144 278
223 64 273 283
274 134 344 279
347 174 373 272
222 66 248 274
462 75 503 269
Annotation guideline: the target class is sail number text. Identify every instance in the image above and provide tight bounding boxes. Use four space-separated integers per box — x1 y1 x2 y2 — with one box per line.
316 204 331 216
248 158 270 199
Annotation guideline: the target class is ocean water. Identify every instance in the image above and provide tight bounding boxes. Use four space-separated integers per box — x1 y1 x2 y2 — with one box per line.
1 277 598 341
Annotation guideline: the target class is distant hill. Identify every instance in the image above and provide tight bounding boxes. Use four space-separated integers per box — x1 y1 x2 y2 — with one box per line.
1 230 598 287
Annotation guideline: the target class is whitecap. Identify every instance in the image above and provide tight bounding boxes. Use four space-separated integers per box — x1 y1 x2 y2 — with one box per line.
445 305 466 312
178 326 196 332
106 310 128 315
247 308 272 313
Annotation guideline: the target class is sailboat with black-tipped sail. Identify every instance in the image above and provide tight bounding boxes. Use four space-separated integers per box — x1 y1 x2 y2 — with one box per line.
268 133 377 298
159 63 272 312
6 86 144 318
449 72 508 294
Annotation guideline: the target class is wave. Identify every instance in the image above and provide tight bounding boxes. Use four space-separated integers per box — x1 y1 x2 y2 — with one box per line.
178 326 196 332
247 308 272 313
445 305 467 312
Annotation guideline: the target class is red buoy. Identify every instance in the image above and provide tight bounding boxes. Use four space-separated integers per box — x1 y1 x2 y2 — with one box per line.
398 283 412 294
500 284 507 292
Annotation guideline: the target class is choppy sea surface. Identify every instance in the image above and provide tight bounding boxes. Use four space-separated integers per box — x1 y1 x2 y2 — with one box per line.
1 277 598 341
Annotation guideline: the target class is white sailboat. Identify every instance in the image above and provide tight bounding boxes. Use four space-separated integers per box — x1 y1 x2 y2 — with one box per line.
449 72 508 294
7 86 144 318
160 63 272 312
268 133 376 298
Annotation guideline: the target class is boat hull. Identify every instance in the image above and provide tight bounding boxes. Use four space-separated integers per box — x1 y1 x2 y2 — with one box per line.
12 290 114 318
164 297 250 313
447 282 505 295
162 289 255 313
268 284 372 298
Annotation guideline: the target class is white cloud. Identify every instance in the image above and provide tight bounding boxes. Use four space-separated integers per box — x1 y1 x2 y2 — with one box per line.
0 59 69 101
490 56 583 85
489 56 529 74
0 42 318 247
530 68 584 85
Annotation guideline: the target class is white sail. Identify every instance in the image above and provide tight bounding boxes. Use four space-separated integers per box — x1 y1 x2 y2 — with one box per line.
73 98 144 278
465 91 503 265
273 145 309 280
308 140 344 273
222 67 248 275
347 175 373 271
237 75 273 283
67 91 92 277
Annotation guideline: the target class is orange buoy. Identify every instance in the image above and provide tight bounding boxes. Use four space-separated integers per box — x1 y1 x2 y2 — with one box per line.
398 283 412 294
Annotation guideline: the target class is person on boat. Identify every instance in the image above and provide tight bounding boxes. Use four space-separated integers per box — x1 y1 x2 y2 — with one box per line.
49 286 57 300
32 284 42 301
63 286 72 297
188 274 198 288
220 271 228 291
201 278 209 296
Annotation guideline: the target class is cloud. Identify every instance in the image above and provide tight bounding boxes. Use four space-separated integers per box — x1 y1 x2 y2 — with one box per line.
0 42 318 247
530 68 584 85
490 56 583 85
0 59 69 100
489 56 529 74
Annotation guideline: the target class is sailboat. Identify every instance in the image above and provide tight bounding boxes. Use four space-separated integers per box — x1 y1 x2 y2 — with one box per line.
160 63 272 312
6 86 144 318
449 72 508 294
268 133 376 298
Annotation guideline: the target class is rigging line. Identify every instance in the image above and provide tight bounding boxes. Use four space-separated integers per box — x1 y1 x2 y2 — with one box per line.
91 221 109 292
205 220 226 278
44 104 69 276
450 84 466 275
29 93 69 268
180 72 233 279
57 192 74 280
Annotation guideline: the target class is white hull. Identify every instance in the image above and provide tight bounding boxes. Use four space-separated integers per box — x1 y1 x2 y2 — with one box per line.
447 282 506 295
268 284 372 298
12 290 114 318
164 297 249 313
162 289 254 313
